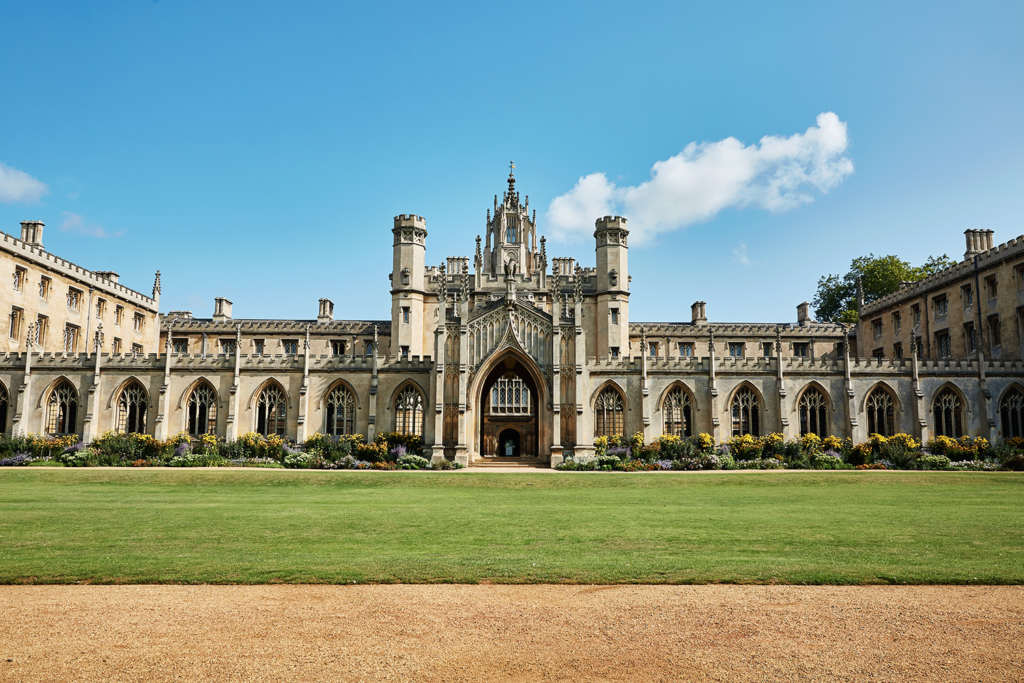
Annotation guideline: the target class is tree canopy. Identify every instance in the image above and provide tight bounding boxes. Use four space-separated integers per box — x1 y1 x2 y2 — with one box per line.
811 254 955 324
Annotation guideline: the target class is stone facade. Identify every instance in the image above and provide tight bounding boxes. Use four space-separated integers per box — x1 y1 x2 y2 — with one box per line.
2 172 1023 464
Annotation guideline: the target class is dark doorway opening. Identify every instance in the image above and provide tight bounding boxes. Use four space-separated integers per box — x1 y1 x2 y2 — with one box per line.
497 428 521 458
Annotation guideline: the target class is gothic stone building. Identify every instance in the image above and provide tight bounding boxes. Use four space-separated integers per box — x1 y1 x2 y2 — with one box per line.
2 171 1024 465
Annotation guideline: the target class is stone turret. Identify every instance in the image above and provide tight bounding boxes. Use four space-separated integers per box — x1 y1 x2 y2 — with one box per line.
594 216 630 358
391 214 428 358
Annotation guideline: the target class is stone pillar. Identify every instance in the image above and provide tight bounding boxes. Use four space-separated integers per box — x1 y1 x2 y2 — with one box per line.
296 325 311 443
456 279 470 468
573 296 594 460
430 322 445 464
82 325 103 443
13 323 35 437
708 331 719 440
155 321 173 440
640 326 652 442
226 324 242 441
775 327 787 436
368 325 379 441
550 297 564 467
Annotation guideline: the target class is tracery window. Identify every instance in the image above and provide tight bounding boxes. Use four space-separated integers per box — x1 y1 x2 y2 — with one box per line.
325 385 356 436
46 380 78 435
799 387 828 438
933 387 964 438
187 383 217 436
865 386 897 437
505 218 515 243
1001 387 1024 439
595 387 624 438
0 383 9 433
731 386 760 437
116 381 148 434
490 376 531 415
663 386 692 437
394 386 424 437
256 384 286 436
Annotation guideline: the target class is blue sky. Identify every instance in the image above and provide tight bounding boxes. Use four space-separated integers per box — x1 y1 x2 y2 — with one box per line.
1 1 1022 323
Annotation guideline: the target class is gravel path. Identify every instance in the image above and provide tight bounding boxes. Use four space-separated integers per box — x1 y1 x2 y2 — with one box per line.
2 585 1021 682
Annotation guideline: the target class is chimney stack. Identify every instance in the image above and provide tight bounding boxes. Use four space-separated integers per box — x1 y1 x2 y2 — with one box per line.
95 271 119 283
213 297 233 321
691 301 707 325
318 298 334 323
964 229 995 260
19 221 44 248
797 301 811 325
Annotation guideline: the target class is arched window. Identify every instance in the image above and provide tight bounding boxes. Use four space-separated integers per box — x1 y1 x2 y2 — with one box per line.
325 385 356 436
1001 387 1024 439
865 386 897 437
256 384 286 436
663 386 692 437
505 218 516 243
933 387 964 438
799 386 828 437
595 387 624 438
394 386 424 436
46 380 78 435
116 381 148 434
187 382 217 436
731 386 760 437
490 376 531 415
0 383 8 433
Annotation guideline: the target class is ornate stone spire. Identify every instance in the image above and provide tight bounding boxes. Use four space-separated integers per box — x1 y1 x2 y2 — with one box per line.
152 270 161 297
461 263 470 302
437 262 447 307
573 265 583 304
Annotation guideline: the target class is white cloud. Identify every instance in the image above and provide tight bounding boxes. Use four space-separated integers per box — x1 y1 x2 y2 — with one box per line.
0 161 49 203
545 112 854 244
732 241 750 266
60 211 121 238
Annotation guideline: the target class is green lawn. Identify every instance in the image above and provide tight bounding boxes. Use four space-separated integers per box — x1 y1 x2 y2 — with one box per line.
1 469 1022 584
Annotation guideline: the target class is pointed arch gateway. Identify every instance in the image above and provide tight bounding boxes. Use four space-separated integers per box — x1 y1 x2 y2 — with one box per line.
470 346 547 459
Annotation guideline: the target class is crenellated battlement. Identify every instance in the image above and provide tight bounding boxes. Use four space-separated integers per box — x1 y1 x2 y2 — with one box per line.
861 232 1024 315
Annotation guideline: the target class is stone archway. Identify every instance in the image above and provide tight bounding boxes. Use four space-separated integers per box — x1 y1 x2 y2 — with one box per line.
477 354 540 458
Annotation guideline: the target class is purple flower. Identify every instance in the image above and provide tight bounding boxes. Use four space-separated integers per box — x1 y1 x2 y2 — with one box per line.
174 441 192 457
389 445 407 459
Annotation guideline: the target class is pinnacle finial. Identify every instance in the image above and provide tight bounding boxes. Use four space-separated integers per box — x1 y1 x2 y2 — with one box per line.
153 270 161 297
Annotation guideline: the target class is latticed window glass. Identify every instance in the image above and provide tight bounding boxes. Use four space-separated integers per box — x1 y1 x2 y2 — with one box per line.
256 384 286 436
731 387 760 437
0 383 9 433
799 387 828 437
933 387 964 438
116 381 148 434
67 288 81 310
663 387 692 437
325 385 356 436
1001 387 1024 439
595 387 624 438
490 376 531 415
187 383 217 436
172 339 188 354
866 386 897 437
46 380 78 435
394 386 424 437
62 325 78 354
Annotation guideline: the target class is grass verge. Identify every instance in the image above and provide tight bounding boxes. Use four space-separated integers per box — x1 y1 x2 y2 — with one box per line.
1 468 1022 584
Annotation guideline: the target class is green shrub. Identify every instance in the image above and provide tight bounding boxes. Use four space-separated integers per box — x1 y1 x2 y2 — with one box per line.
594 454 621 468
718 454 737 470
58 446 97 467
431 458 455 470
397 454 430 470
282 451 319 469
810 452 844 469
916 454 951 470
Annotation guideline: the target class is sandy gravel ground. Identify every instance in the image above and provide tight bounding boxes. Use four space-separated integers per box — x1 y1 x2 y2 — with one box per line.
1 585 1021 682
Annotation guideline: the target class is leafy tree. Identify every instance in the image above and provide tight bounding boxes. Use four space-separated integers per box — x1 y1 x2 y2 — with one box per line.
812 253 955 324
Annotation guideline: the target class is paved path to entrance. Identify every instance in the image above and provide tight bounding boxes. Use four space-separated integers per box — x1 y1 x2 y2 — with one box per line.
2 585 1020 682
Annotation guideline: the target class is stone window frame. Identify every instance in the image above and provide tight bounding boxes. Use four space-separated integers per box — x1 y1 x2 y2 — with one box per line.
66 287 83 312
38 276 51 301
131 343 143 356
115 380 149 434
219 338 236 355
871 318 883 338
933 295 948 319
988 314 1001 350
932 385 965 439
45 379 78 436
678 342 694 358
964 322 976 353
594 384 626 438
730 385 761 437
8 306 23 341
610 308 619 325
35 315 47 347
115 305 124 327
62 324 80 354
892 310 902 334
985 274 998 300
132 312 145 333
330 340 346 357
13 266 26 292
283 339 299 356
394 384 425 437
935 330 952 359
728 342 745 358
793 342 809 358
